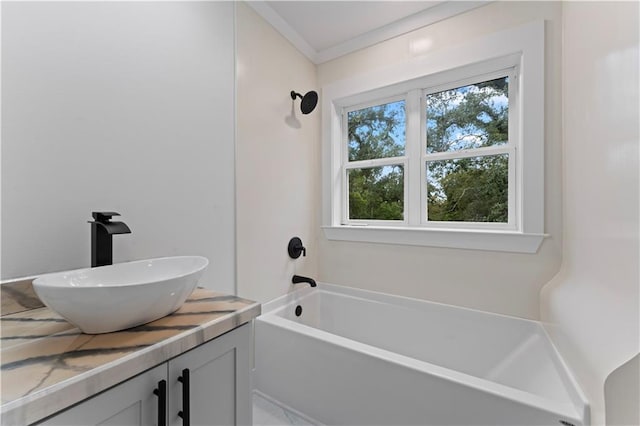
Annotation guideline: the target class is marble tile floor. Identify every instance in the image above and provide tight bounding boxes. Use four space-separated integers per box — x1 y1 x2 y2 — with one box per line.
253 391 320 426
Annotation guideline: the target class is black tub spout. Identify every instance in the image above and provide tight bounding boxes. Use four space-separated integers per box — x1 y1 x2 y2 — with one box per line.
292 274 317 288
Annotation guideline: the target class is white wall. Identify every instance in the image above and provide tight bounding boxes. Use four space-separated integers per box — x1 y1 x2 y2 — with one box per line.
236 3 320 303
316 2 563 319
605 354 639 426
540 2 639 424
1 2 236 293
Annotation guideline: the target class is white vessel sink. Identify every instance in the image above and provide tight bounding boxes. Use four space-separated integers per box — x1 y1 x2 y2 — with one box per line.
33 256 209 334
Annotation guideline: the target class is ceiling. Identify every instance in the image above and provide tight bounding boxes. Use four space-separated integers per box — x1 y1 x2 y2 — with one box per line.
247 1 488 64
267 1 444 52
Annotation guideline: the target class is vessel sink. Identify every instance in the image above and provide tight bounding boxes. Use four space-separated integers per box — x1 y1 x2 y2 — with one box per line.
33 256 209 334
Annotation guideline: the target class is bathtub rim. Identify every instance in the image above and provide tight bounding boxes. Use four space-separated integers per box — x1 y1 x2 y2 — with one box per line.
259 282 590 424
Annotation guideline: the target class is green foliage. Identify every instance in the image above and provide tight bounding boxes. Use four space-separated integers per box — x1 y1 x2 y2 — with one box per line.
348 102 405 161
427 155 508 222
426 77 508 153
349 166 404 220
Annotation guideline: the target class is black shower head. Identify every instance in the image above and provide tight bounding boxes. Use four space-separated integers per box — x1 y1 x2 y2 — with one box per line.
290 90 318 115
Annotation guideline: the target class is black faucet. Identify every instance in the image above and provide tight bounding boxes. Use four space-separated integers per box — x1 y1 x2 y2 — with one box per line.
88 212 131 267
292 274 317 288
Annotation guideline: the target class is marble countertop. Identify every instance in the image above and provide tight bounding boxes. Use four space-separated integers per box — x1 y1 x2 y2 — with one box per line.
0 284 261 425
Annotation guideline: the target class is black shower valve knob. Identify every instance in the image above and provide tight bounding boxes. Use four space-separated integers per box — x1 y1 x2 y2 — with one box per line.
288 237 306 259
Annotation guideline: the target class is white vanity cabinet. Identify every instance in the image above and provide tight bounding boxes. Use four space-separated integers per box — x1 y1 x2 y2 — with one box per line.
38 323 252 426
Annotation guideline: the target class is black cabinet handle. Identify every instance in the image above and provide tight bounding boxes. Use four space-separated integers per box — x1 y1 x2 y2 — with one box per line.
177 368 190 426
153 380 167 426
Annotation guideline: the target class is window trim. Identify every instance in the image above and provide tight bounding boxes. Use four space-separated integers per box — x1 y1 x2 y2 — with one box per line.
321 21 546 253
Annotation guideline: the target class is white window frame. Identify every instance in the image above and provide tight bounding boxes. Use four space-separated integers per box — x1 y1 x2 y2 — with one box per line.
419 67 518 231
321 21 546 253
342 94 409 226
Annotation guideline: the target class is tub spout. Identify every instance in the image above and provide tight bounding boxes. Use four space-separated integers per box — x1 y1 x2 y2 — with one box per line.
292 274 316 288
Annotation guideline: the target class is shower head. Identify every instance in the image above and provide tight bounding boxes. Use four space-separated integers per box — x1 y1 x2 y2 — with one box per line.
290 90 318 115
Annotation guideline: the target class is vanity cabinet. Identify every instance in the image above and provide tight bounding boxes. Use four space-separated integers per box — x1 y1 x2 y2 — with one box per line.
38 323 252 426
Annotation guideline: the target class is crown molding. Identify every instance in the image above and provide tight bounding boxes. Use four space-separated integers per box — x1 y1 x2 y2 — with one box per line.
247 1 491 65
246 1 319 62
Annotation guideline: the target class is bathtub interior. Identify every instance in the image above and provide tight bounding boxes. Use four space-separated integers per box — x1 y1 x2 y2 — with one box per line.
265 284 587 415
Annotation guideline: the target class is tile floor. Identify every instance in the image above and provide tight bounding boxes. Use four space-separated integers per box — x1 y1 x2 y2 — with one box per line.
253 392 318 426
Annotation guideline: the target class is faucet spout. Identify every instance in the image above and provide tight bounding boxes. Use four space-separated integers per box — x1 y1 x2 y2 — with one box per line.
89 211 131 267
292 274 317 288
95 221 131 235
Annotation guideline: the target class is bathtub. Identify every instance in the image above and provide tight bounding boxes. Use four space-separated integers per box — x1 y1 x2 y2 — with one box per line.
254 283 589 426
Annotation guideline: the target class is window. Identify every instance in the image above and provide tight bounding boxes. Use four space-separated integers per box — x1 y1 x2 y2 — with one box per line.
322 21 545 253
345 99 406 223
424 73 515 228
342 72 516 229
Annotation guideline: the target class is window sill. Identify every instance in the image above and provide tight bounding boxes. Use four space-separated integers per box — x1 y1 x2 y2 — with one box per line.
322 225 547 253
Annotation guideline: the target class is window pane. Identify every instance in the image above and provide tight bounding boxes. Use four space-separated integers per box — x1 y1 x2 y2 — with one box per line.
426 77 508 154
427 154 508 222
348 100 405 161
348 165 404 220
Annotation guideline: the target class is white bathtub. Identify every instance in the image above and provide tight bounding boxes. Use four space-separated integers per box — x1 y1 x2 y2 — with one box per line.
254 283 589 426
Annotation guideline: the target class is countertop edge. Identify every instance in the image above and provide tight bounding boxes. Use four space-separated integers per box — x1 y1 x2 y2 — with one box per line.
1 302 261 425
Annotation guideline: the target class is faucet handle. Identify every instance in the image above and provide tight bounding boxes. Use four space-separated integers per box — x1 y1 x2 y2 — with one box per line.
92 212 121 222
288 237 306 259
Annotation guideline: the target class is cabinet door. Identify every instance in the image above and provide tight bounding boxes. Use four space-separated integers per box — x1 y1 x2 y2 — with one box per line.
168 323 251 426
38 364 167 426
